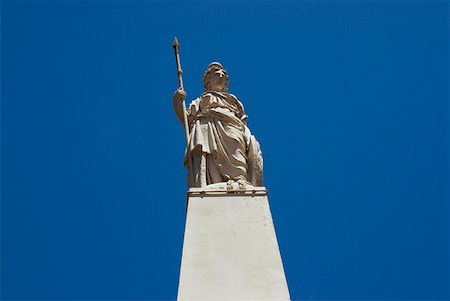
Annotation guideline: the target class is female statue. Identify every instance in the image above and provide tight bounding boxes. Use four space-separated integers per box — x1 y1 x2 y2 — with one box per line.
173 62 263 188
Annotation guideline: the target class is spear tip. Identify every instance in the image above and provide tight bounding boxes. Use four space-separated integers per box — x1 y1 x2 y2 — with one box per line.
172 36 179 48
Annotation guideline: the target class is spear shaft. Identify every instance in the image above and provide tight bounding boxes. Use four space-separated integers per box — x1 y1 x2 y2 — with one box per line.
172 37 194 186
172 37 190 144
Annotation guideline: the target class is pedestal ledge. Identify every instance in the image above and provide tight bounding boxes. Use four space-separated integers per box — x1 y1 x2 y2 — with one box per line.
188 185 268 198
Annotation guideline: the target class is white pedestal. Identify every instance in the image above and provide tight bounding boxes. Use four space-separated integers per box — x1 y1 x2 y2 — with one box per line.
177 187 290 301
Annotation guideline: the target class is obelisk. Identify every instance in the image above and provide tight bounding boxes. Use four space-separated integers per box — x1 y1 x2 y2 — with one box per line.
172 44 290 300
177 185 290 300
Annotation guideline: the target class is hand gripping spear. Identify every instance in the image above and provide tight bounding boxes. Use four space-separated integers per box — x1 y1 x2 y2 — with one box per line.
172 37 194 184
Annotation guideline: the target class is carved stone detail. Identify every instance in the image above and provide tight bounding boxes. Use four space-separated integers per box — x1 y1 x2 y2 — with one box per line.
174 62 264 188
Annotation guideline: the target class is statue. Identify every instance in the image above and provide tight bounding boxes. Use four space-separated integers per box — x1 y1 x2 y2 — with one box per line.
172 39 263 188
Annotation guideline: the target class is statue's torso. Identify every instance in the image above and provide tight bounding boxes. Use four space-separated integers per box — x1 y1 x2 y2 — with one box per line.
188 92 247 128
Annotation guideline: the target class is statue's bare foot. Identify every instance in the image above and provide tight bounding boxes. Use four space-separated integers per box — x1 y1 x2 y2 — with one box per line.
237 179 247 189
226 180 234 190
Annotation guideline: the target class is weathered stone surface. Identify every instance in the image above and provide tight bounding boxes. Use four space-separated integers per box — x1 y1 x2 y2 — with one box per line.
173 62 263 188
177 187 290 301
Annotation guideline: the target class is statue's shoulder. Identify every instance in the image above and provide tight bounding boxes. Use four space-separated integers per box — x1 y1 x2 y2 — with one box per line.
228 93 245 111
228 93 242 104
228 93 238 99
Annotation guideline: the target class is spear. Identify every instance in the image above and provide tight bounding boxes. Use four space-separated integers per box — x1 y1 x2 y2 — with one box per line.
172 37 190 144
172 37 194 185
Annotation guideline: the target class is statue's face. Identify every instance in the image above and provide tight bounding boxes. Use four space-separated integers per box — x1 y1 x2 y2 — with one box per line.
208 67 228 92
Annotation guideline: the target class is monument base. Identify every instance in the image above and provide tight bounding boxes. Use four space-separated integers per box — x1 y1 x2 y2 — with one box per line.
177 186 290 301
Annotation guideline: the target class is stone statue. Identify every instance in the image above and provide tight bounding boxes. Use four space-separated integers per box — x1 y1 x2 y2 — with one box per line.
173 62 263 188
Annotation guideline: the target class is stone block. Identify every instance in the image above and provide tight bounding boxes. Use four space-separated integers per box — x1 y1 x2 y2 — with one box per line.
177 187 290 301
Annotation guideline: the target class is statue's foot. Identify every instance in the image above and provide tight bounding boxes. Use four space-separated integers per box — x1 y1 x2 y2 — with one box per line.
225 179 252 190
237 179 247 189
226 180 234 190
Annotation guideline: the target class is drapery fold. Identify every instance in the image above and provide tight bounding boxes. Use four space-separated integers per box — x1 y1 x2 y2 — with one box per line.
184 91 264 187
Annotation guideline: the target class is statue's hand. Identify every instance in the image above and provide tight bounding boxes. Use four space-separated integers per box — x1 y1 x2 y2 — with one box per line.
173 88 187 124
173 88 187 103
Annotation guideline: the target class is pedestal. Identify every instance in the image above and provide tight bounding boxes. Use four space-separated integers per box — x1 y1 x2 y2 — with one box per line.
177 186 290 301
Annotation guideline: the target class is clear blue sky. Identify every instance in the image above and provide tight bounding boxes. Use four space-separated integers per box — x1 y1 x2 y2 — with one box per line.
2 1 448 300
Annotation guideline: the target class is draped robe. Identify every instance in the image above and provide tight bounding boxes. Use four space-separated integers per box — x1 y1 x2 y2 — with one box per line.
184 91 262 187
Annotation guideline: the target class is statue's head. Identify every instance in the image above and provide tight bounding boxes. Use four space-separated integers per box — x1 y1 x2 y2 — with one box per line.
203 62 229 92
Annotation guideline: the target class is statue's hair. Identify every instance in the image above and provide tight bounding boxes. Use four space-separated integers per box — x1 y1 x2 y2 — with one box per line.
202 62 229 92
